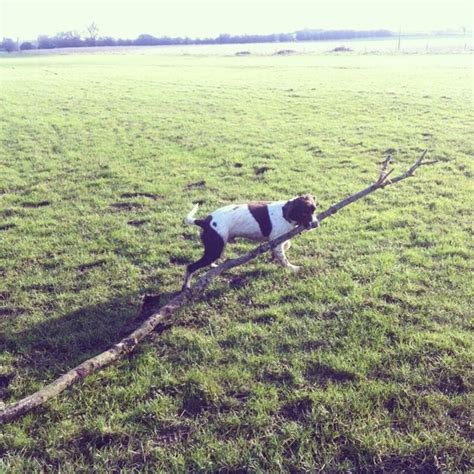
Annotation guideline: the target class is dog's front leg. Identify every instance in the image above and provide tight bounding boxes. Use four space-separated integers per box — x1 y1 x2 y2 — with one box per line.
272 243 300 272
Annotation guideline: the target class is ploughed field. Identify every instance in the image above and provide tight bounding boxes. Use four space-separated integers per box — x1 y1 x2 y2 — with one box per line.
0 50 473 471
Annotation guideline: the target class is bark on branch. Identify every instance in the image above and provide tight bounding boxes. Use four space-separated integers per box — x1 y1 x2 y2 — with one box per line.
0 150 435 423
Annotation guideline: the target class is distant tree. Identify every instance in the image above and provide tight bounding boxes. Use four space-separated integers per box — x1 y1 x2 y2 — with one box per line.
277 33 296 42
295 29 392 41
2 37 18 52
96 36 116 47
86 22 99 46
37 35 56 49
134 34 160 45
20 41 35 51
116 38 134 46
31 27 394 51
53 31 83 48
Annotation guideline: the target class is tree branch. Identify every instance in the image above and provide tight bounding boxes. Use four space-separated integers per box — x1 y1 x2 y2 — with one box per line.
0 150 435 423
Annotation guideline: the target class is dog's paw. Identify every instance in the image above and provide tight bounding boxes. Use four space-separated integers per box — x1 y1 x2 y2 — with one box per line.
287 264 301 273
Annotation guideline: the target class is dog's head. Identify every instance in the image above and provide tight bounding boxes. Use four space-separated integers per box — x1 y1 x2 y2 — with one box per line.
283 194 318 228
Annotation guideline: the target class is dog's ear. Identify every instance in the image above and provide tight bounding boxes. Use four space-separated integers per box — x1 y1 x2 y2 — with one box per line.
282 198 295 223
302 194 317 212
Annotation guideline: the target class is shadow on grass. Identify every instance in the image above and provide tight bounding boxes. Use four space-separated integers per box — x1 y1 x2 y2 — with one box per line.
1 290 181 401
2 266 276 401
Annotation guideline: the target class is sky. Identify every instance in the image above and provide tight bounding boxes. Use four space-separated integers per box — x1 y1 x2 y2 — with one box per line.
0 0 472 41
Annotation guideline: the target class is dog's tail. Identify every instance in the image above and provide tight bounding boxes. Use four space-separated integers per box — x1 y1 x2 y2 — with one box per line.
185 203 199 225
184 204 207 227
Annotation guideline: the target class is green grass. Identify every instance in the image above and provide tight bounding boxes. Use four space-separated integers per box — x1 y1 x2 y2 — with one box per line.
0 50 473 472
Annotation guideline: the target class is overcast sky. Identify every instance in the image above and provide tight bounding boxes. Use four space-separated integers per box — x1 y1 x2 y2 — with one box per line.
1 0 472 41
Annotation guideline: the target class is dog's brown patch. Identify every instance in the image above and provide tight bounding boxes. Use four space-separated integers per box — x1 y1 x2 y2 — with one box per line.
248 202 272 237
282 199 294 223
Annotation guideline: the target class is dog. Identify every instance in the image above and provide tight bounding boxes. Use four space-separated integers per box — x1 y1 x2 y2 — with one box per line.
182 194 318 289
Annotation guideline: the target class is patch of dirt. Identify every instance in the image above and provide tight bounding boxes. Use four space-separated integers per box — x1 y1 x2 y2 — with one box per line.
322 310 338 319
331 46 353 52
72 429 130 450
228 390 250 402
0 223 16 231
170 255 191 265
274 49 297 55
127 219 149 227
307 145 323 155
280 396 313 420
185 180 206 190
254 313 277 324
77 259 107 271
0 307 18 318
262 367 295 385
447 405 472 439
120 192 161 200
435 374 469 395
21 200 51 208
384 396 398 413
254 166 271 175
110 202 144 210
181 233 195 241
229 276 246 289
182 387 211 416
373 452 444 473
156 425 191 445
1 209 20 218
0 291 10 301
0 373 13 389
139 294 162 315
302 339 326 351
234 162 243 168
305 362 358 385
381 294 403 305
28 283 56 292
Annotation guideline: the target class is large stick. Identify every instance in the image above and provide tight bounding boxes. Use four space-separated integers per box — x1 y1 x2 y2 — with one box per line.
0 150 435 423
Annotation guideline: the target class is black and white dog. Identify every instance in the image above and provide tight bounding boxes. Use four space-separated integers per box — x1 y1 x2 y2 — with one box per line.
182 195 318 289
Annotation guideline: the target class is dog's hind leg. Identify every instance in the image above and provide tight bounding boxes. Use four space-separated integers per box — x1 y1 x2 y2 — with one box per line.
182 227 225 290
272 243 300 272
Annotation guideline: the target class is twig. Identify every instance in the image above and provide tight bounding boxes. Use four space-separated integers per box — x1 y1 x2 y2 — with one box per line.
0 150 435 423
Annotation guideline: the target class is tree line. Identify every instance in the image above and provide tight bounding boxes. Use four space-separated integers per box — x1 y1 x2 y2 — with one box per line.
1 27 393 52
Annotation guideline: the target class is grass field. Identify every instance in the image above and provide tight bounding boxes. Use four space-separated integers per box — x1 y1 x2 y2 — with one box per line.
0 49 473 471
